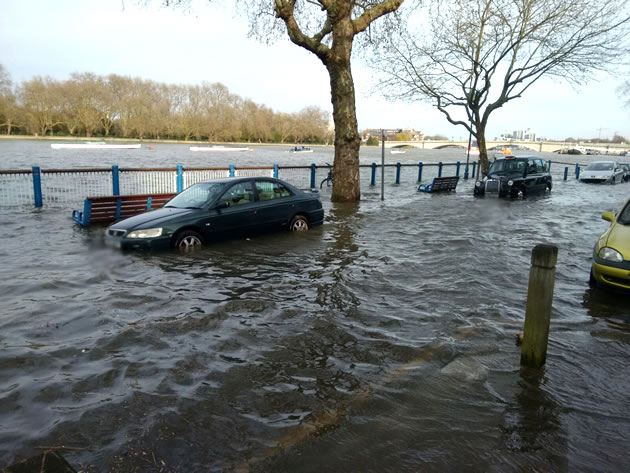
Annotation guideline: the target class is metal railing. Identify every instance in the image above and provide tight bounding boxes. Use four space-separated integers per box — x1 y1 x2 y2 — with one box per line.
0 159 588 208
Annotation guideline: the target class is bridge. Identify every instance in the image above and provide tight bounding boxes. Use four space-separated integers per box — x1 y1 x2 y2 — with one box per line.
384 140 627 154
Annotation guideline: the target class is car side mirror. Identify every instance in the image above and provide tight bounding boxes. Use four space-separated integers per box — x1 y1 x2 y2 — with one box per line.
215 201 230 210
601 211 615 222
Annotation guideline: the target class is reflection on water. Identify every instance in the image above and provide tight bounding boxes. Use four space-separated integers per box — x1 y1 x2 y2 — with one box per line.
1 142 630 471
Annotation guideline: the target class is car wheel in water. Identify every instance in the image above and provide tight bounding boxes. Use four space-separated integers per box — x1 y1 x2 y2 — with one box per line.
589 268 598 288
174 230 203 251
511 186 526 199
289 215 309 231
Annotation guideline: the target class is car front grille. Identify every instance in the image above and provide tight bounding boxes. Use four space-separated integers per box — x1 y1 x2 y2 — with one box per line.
485 180 500 193
108 229 126 237
580 178 606 184
602 275 630 289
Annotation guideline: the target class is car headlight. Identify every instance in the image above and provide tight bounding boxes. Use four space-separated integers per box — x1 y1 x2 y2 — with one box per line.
475 181 481 187
598 247 623 262
127 228 163 238
507 180 513 186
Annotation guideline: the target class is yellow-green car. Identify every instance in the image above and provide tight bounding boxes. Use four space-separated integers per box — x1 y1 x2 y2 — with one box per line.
591 197 630 290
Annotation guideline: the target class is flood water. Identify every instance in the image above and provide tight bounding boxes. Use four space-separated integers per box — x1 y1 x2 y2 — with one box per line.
1 139 629 472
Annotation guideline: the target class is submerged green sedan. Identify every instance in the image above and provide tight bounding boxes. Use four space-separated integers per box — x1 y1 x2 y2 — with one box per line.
591 197 630 290
105 177 324 251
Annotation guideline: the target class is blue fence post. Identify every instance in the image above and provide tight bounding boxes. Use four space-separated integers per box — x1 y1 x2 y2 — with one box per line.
395 162 401 184
371 163 376 186
115 198 122 221
112 165 120 196
564 167 568 181
472 161 477 179
547 160 552 172
32 166 43 208
575 163 580 179
273 164 279 179
229 164 235 177
176 164 183 193
417 162 423 182
438 161 443 177
310 163 316 188
456 161 461 177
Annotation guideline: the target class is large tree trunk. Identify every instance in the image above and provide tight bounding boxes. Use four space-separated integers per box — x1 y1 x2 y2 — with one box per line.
476 122 489 173
327 60 361 202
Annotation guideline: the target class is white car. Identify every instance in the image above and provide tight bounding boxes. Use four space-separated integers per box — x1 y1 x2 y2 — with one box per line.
579 161 625 184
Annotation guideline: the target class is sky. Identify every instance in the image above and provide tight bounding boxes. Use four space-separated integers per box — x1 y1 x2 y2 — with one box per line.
1 0 628 141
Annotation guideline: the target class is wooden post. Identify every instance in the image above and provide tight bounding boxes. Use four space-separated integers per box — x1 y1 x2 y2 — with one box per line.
521 244 558 368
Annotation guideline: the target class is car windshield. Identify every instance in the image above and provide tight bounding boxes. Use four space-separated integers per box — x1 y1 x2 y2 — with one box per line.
618 201 630 225
165 182 226 209
488 159 525 175
586 162 614 171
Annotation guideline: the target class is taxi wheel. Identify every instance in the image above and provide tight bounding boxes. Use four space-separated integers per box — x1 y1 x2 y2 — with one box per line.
174 230 203 251
289 215 309 231
511 186 526 198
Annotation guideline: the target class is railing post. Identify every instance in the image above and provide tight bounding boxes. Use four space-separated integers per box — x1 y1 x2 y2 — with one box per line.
564 167 568 181
472 162 477 179
273 163 279 179
417 162 423 182
32 166 43 208
547 160 552 172
395 162 401 184
371 163 376 186
112 165 120 196
456 161 461 177
438 161 443 177
575 163 580 179
310 163 316 188
229 164 235 177
521 244 558 369
176 164 183 193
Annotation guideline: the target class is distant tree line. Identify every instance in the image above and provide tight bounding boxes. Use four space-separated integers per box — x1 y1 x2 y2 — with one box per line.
0 65 333 143
564 135 628 144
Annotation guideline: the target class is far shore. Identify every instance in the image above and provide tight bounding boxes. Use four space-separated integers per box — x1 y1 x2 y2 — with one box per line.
0 135 329 147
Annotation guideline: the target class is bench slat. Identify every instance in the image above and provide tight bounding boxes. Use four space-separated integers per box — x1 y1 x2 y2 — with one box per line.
72 193 176 226
418 176 459 193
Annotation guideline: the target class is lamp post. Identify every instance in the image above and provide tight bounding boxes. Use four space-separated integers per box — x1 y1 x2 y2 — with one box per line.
464 111 474 180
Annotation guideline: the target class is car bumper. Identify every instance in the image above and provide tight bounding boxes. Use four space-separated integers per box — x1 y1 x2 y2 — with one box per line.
580 177 613 184
105 234 172 251
592 260 630 290
309 208 325 227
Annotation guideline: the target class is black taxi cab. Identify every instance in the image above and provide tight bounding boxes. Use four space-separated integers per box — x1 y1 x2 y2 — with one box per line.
473 156 552 198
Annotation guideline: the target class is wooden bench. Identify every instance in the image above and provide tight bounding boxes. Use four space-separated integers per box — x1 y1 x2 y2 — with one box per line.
72 193 176 226
418 176 459 193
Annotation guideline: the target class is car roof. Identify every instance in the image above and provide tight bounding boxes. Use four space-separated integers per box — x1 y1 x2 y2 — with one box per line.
197 176 282 184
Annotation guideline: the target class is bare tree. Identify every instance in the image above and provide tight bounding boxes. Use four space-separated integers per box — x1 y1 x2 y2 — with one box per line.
156 1 403 201
20 76 65 136
0 64 23 135
620 79 630 108
375 0 630 171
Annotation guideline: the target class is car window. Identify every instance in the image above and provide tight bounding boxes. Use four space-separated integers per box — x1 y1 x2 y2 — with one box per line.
535 159 547 173
218 181 255 206
586 162 613 171
527 159 538 174
488 159 525 174
619 201 630 225
165 182 225 208
255 180 293 201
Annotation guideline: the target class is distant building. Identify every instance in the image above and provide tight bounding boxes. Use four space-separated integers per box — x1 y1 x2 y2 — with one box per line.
362 128 424 141
498 128 536 141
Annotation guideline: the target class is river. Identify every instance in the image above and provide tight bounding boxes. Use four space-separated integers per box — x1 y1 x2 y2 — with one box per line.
0 138 629 472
